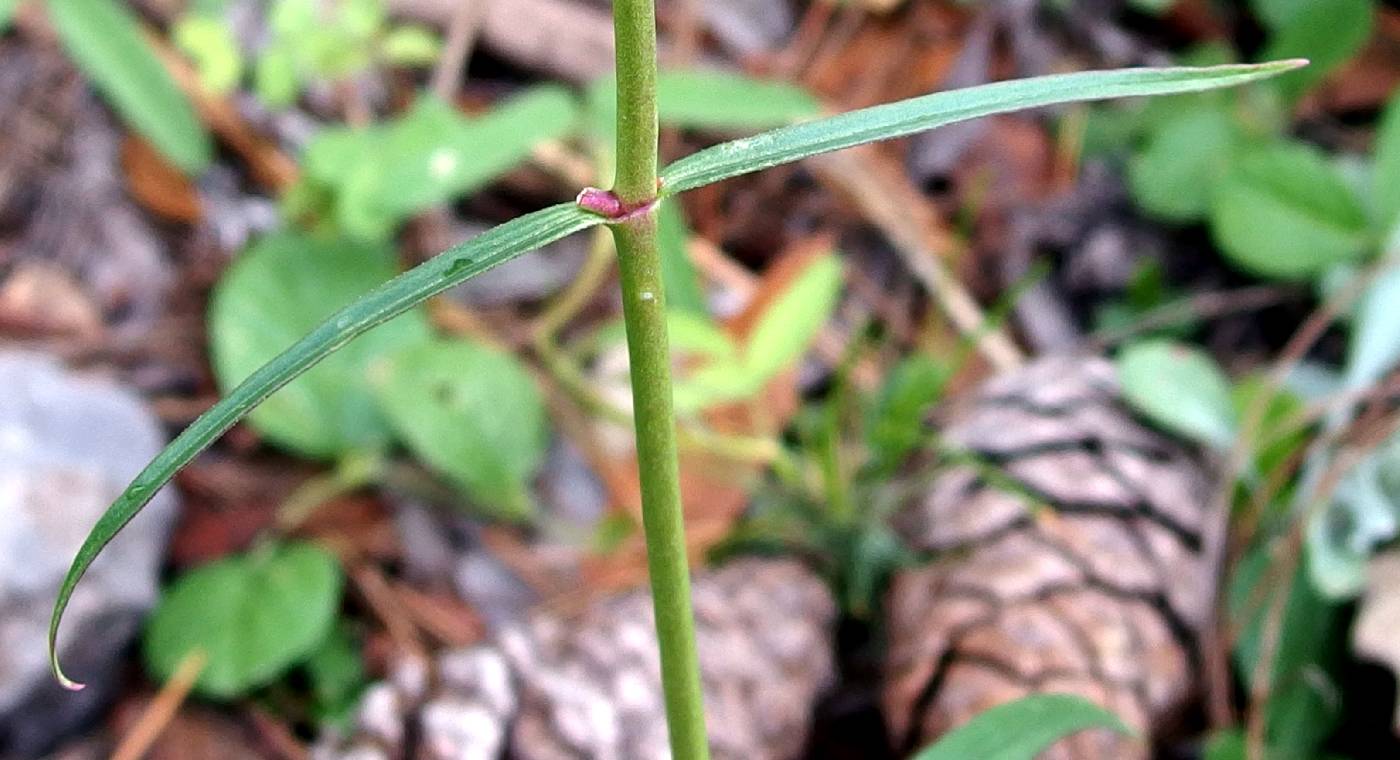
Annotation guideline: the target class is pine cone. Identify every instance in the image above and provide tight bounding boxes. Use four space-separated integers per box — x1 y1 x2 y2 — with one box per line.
883 357 1214 759
321 558 836 760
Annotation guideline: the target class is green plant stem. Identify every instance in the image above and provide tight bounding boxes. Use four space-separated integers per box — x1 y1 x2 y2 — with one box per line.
611 0 659 204
609 3 709 758
612 216 710 760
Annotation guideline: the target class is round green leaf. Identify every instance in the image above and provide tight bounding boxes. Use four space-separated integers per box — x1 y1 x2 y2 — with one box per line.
1210 142 1371 279
209 232 432 459
144 542 343 698
912 694 1133 760
1128 105 1241 223
1117 339 1238 449
375 339 548 519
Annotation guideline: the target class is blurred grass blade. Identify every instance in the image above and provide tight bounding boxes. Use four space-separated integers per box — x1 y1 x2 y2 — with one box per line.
660 61 1306 195
49 203 602 688
48 0 213 173
912 694 1133 760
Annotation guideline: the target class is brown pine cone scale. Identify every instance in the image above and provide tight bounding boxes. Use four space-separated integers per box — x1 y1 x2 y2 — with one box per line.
883 357 1214 759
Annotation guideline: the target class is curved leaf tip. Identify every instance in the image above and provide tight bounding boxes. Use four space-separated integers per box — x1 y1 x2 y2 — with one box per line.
47 203 602 690
52 655 85 692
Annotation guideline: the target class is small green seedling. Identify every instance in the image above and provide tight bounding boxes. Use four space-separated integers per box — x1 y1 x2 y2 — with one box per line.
176 0 441 106
1093 0 1382 281
49 0 1303 750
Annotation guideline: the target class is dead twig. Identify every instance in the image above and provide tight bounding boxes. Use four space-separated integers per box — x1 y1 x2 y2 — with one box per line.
110 650 208 760
430 0 484 102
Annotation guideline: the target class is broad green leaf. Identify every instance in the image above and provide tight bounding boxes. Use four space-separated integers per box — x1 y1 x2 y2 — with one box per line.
1261 0 1372 104
656 199 708 317
660 61 1305 195
1373 91 1400 231
375 340 548 520
48 0 213 173
746 254 843 381
1210 141 1371 279
144 542 342 698
50 203 603 688
1128 105 1243 222
209 233 432 459
912 694 1133 760
1117 339 1238 449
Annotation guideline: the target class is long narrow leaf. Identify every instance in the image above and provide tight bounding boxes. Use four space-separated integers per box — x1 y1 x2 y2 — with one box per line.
913 694 1132 760
48 0 213 173
49 203 602 688
659 61 1305 195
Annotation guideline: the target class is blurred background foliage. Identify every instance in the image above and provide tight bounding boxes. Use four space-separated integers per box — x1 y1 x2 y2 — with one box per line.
1 0 1400 758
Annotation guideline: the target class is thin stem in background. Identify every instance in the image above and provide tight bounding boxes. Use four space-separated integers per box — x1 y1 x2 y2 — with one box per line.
609 1 711 759
430 0 483 101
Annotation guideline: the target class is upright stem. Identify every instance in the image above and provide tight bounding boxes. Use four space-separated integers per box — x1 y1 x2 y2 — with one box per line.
611 0 659 204
609 2 710 760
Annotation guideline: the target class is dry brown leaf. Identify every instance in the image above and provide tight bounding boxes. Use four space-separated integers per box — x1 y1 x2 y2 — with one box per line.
121 135 202 223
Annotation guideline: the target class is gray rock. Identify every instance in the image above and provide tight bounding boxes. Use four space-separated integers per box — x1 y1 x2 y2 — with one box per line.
699 0 794 57
0 353 177 758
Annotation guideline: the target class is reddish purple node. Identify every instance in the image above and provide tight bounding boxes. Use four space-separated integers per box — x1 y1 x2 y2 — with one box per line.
576 187 625 218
